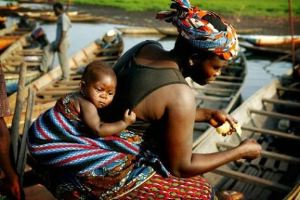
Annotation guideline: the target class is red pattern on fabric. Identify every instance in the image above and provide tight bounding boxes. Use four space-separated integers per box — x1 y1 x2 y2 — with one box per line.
119 173 213 199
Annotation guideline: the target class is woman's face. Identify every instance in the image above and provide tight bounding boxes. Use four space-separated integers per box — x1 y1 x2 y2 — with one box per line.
188 55 227 85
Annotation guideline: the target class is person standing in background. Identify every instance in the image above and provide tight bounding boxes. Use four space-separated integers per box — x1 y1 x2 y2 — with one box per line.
0 64 22 200
40 2 72 80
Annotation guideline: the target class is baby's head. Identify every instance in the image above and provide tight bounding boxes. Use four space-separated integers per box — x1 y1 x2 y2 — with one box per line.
80 60 117 109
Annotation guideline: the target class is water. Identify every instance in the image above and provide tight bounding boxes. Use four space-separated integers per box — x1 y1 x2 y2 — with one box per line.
4 17 293 101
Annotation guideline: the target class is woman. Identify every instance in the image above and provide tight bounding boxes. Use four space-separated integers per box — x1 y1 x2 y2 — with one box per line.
28 0 261 199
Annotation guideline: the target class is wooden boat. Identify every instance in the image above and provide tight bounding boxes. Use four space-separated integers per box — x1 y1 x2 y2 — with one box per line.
39 13 107 23
0 4 20 12
117 26 162 35
239 41 291 56
118 26 263 37
5 29 123 127
193 77 300 199
0 22 35 52
189 52 247 141
18 11 79 20
0 36 20 51
18 0 54 3
156 27 177 36
238 35 300 47
0 28 45 94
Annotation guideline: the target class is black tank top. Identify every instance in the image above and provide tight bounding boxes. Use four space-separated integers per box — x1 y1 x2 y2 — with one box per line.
105 40 187 130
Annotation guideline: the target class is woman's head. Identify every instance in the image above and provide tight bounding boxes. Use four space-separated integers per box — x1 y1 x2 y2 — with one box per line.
157 0 238 84
81 61 117 109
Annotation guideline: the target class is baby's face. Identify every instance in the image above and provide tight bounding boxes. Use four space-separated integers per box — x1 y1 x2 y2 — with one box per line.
85 75 116 109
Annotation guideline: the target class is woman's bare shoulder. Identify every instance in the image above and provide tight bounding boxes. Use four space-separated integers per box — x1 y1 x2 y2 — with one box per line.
137 43 177 68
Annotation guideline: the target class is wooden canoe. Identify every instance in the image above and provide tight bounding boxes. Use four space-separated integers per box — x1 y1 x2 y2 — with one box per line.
118 26 264 37
239 41 291 56
238 35 300 47
5 30 124 128
117 27 162 35
18 11 80 19
193 77 300 199
0 28 44 94
39 13 106 23
0 36 20 51
190 52 247 142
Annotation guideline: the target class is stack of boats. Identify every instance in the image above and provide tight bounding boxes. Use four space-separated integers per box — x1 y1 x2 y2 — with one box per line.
0 1 110 24
0 24 45 95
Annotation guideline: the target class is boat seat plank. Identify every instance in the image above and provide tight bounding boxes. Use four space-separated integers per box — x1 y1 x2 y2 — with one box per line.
213 168 291 192
44 86 79 91
192 87 236 93
216 75 243 81
209 80 242 87
262 98 300 108
277 86 300 94
242 126 300 141
217 142 300 164
249 109 300 123
35 98 57 104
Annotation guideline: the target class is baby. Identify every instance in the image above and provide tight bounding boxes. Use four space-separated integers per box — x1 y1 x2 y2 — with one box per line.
54 60 136 137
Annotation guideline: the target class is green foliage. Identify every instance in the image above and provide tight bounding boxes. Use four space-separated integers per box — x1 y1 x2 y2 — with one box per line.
73 0 300 17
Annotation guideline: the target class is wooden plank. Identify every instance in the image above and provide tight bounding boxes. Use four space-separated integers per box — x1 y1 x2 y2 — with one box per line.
209 80 242 87
44 86 79 91
217 142 300 164
262 98 300 108
213 168 291 192
242 126 300 141
249 109 300 123
192 87 236 93
216 75 243 81
37 89 77 96
277 86 300 94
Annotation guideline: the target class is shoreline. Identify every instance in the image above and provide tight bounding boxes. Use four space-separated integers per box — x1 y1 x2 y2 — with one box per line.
74 4 300 35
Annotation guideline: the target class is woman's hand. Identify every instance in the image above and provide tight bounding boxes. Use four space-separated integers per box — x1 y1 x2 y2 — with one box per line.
237 139 262 160
123 109 136 126
4 174 22 200
209 110 239 136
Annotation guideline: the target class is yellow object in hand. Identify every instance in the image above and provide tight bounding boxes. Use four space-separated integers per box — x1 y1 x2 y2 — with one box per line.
216 121 242 136
216 121 231 135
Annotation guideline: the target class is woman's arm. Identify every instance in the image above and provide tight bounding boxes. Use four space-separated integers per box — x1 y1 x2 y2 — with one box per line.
164 88 261 177
0 118 21 200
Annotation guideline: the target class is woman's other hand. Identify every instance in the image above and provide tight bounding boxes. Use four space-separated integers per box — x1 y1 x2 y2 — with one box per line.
238 139 262 160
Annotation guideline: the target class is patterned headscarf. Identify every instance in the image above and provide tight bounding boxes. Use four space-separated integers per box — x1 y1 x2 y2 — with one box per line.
156 0 239 60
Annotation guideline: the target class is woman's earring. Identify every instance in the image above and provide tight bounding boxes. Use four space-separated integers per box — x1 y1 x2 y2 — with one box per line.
188 58 194 66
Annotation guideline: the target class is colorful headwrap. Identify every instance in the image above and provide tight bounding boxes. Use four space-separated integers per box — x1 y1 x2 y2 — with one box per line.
156 0 239 60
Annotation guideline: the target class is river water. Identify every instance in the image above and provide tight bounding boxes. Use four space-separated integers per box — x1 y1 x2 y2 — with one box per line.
5 16 293 102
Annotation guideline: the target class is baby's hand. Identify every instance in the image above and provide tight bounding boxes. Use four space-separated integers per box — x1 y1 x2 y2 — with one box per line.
123 109 136 126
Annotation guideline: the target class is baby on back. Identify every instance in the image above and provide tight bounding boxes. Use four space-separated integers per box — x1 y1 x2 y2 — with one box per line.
54 60 136 137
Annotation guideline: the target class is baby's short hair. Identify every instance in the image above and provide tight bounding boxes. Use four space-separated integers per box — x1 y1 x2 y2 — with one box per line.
81 60 116 84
